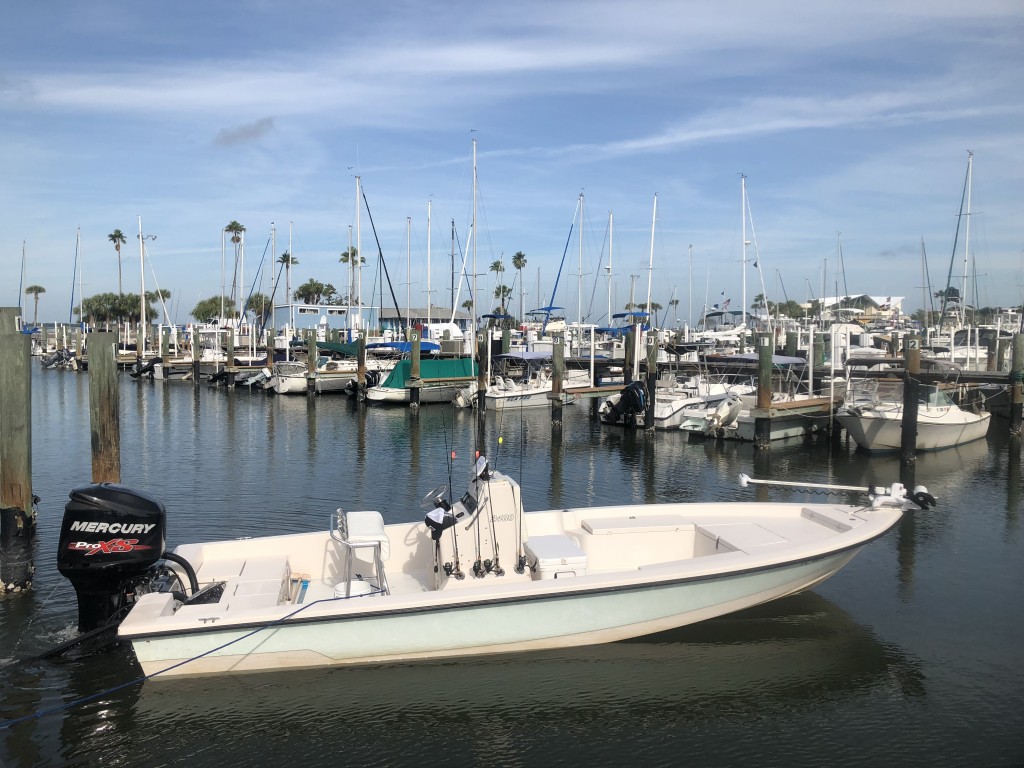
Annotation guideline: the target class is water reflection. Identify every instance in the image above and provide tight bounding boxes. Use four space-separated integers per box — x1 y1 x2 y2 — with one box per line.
5 370 1020 768
119 593 918 768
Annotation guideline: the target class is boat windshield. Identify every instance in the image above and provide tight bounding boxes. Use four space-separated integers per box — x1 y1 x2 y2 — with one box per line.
918 385 955 408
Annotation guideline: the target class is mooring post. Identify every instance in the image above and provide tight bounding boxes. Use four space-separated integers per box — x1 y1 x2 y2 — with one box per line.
900 334 922 464
0 307 36 595
785 331 798 358
305 329 316 397
644 333 657 430
551 333 565 427
501 327 510 354
624 330 634 385
356 331 367 401
75 327 84 366
753 332 773 450
476 332 488 416
410 329 422 411
812 332 828 395
1009 333 1023 438
88 332 121 483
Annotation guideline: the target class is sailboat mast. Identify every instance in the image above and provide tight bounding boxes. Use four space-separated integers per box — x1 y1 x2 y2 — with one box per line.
406 216 412 340
578 191 584 332
837 232 848 310
646 193 656 317
427 200 432 333
78 227 84 329
288 223 294 336
18 241 26 315
962 150 973 327
471 138 478 333
356 175 363 334
607 212 613 326
741 175 747 331
688 243 693 333
137 215 146 359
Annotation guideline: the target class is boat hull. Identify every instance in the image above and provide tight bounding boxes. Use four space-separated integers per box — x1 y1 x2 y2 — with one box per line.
127 547 859 677
837 409 990 452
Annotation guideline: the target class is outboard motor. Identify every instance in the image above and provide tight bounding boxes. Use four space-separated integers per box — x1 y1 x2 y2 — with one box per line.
605 380 648 426
57 484 167 632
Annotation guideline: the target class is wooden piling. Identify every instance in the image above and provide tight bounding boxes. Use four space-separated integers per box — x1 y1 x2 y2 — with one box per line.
785 331 798 358
472 331 487 416
754 332 773 449
88 332 121 483
356 332 367 401
0 308 35 595
410 329 421 410
551 333 565 427
1010 333 1023 438
192 325 202 388
900 334 922 464
643 333 657 430
305 329 316 397
624 330 634 385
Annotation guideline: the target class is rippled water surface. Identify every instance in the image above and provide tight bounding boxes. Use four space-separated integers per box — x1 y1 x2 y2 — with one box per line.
1 369 1022 766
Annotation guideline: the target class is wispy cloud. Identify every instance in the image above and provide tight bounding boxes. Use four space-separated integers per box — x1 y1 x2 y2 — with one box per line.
215 117 275 146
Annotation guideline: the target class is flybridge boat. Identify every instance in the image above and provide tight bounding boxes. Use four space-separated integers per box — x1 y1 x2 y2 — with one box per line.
55 462 932 678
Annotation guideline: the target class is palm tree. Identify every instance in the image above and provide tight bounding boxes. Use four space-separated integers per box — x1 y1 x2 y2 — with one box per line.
277 251 297 305
294 278 326 305
25 285 45 325
339 247 363 305
225 221 246 308
108 229 127 294
493 285 513 315
512 251 527 321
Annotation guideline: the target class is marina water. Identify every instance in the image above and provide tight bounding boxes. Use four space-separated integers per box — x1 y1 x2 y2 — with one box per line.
1 368 1022 767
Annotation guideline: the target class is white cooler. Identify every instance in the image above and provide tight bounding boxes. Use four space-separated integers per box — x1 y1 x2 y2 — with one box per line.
524 535 588 579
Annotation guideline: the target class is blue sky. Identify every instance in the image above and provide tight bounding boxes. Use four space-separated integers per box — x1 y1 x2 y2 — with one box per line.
3 0 1022 326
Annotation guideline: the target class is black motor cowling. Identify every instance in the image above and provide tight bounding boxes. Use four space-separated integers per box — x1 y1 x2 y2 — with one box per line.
606 380 648 425
57 483 167 632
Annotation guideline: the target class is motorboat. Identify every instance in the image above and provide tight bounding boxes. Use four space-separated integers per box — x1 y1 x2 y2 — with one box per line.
458 352 591 410
600 375 756 429
55 460 930 678
366 357 477 404
836 381 990 452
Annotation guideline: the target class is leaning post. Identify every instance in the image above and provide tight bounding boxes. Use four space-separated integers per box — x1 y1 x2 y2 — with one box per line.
88 332 121 483
900 334 922 464
0 307 35 595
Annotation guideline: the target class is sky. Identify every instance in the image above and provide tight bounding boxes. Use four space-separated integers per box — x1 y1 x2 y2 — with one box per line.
2 0 1023 327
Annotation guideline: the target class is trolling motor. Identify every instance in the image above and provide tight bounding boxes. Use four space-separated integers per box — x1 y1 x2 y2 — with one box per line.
57 483 198 634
